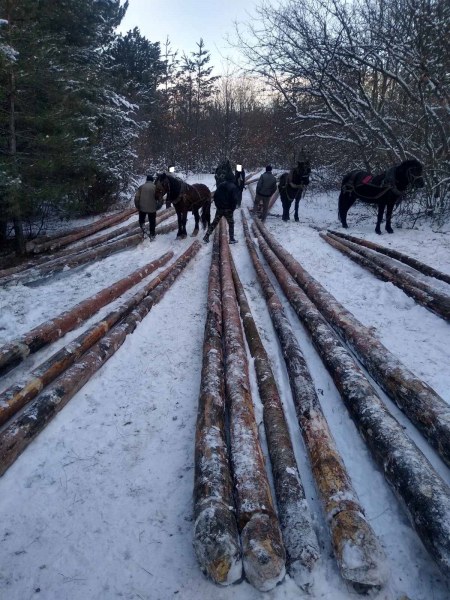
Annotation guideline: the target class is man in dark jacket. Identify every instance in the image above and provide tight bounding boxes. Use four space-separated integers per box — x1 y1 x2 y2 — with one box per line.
134 175 157 240
214 159 235 187
255 165 277 221
203 180 240 244
234 164 246 207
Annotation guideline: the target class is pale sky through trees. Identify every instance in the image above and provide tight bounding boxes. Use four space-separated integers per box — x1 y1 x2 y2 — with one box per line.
118 0 262 70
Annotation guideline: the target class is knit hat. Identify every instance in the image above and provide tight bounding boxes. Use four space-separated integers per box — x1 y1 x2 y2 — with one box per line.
266 165 272 172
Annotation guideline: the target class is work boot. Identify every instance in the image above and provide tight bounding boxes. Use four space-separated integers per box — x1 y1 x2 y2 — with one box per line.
229 239 238 244
203 233 210 243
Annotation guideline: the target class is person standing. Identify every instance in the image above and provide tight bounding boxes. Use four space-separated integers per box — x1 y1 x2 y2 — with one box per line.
134 175 157 241
203 180 240 244
234 164 246 207
255 165 277 221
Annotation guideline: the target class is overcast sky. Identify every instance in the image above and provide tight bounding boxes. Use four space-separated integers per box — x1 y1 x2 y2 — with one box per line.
118 0 261 72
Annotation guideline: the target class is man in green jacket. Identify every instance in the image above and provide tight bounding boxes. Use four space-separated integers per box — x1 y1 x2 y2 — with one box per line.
135 175 157 240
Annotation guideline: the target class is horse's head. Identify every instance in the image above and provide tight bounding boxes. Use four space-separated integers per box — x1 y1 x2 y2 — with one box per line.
402 159 425 189
155 173 171 208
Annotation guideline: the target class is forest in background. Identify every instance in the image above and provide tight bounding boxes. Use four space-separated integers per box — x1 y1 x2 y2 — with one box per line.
0 0 449 253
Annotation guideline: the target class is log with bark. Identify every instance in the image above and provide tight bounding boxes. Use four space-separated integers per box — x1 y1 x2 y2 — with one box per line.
193 231 242 586
251 217 450 578
0 251 182 425
327 230 450 286
321 232 450 322
0 241 201 477
252 223 450 467
242 213 387 591
220 220 286 592
229 249 319 588
0 252 174 377
25 207 136 254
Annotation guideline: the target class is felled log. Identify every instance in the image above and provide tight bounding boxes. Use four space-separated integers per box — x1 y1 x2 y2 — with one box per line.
0 252 181 425
252 217 450 578
230 250 319 587
25 207 136 254
0 241 201 477
219 220 285 591
328 230 450 286
193 231 242 586
268 190 280 211
0 251 174 377
242 214 386 591
252 223 450 466
321 232 450 322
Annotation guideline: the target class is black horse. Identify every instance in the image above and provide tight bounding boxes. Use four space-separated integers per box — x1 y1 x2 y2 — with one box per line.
338 159 424 234
278 161 311 222
155 173 211 238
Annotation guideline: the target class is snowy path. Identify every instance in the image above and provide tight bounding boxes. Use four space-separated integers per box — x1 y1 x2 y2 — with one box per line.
0 176 449 599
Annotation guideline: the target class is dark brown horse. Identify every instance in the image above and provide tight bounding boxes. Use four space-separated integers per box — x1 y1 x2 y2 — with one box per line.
155 173 211 238
338 159 424 234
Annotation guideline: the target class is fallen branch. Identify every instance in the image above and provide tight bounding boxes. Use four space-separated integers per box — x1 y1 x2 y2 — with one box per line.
193 230 242 586
0 241 201 477
243 213 386 591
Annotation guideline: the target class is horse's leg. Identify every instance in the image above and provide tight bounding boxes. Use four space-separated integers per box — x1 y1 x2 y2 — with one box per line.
385 201 394 233
294 190 302 221
176 207 183 238
181 209 188 239
375 203 385 235
338 191 350 228
191 208 200 237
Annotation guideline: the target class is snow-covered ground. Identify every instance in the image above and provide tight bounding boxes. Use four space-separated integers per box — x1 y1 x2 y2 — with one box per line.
0 174 449 600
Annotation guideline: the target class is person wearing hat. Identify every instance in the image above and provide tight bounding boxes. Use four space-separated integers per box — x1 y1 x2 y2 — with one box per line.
234 164 246 207
255 165 277 221
134 175 157 241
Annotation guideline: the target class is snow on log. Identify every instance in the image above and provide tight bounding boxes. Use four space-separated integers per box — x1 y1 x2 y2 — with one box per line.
0 252 174 377
242 214 387 591
0 241 201 477
252 218 450 578
0 251 181 425
193 231 242 586
219 220 285 591
321 232 450 322
25 207 136 254
229 250 319 587
254 225 450 467
327 230 450 286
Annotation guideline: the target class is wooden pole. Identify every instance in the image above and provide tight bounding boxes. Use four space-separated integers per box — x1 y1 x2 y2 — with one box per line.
193 230 242 586
252 216 450 579
229 249 319 587
242 213 386 591
0 241 201 477
220 220 286 591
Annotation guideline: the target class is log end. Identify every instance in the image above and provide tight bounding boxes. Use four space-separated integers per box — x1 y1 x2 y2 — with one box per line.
241 513 286 591
331 510 387 591
193 504 242 586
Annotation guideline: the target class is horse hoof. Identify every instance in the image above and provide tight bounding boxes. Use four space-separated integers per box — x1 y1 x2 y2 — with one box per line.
386 228 394 234
375 230 382 235
191 230 199 237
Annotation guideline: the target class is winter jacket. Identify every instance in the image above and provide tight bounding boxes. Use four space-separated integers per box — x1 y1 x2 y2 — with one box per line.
135 181 157 213
213 181 240 211
256 172 277 197
234 169 246 191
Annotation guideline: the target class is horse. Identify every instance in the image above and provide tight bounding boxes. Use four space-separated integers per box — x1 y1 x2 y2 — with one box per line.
154 173 211 239
338 159 424 234
278 161 311 221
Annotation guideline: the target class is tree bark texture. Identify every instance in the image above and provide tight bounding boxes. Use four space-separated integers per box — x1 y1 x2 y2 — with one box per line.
321 232 450 322
0 241 201 477
242 213 387 590
229 250 319 587
0 251 181 425
193 230 242 586
252 217 450 578
219 220 286 592
25 208 137 254
252 223 450 467
0 252 174 377
327 230 450 286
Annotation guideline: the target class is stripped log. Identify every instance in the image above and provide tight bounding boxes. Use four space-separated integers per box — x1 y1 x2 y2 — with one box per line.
242 214 387 591
268 190 280 211
328 230 450 286
252 224 450 466
220 220 285 591
321 232 450 322
0 252 174 377
252 217 450 578
25 207 136 254
0 241 201 477
193 231 242 586
0 253 181 425
230 250 319 587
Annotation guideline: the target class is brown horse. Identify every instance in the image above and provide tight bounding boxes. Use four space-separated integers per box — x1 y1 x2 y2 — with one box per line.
155 173 211 238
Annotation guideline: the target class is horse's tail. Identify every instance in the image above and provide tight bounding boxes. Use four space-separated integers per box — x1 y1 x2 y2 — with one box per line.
201 199 211 229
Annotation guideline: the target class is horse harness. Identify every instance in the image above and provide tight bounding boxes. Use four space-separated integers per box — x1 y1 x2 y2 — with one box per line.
342 167 403 200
